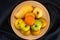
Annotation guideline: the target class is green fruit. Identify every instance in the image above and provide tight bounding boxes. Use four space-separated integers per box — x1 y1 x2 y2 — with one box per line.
31 19 42 31
20 21 30 32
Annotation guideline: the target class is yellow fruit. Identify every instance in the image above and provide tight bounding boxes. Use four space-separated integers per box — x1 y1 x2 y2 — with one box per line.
31 30 40 36
25 13 35 18
33 7 43 18
21 30 30 36
15 4 33 18
40 18 47 28
14 19 23 29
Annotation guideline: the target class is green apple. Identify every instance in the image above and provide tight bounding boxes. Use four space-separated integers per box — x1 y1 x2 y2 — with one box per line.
31 19 42 31
20 21 30 32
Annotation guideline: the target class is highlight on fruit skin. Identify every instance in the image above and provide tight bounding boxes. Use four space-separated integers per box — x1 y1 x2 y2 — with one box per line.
24 15 35 26
31 30 40 36
39 18 47 28
33 7 43 18
31 19 42 31
15 4 33 18
21 30 30 36
20 21 30 32
14 19 23 29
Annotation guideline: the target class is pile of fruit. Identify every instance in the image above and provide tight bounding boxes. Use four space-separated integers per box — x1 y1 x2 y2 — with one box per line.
14 4 47 36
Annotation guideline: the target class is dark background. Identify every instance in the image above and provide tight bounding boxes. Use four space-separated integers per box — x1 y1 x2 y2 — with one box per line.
0 0 60 40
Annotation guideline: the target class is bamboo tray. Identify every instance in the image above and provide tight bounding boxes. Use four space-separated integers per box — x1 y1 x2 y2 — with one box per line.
10 1 50 40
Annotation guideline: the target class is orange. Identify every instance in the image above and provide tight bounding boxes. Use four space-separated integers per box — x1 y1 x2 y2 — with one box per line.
25 15 35 25
31 30 40 36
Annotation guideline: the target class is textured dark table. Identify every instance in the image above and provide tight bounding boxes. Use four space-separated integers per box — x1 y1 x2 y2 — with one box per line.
0 0 60 40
